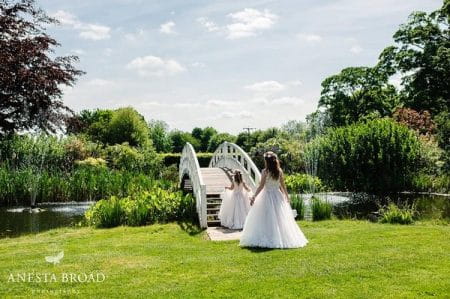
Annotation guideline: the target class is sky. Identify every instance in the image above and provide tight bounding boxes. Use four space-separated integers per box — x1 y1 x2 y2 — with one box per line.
39 0 442 134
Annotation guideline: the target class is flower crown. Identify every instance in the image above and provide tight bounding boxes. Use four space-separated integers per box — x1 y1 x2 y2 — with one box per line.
263 151 277 159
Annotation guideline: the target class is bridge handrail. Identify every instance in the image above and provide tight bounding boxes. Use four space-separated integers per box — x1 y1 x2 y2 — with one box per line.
209 142 261 189
179 143 207 228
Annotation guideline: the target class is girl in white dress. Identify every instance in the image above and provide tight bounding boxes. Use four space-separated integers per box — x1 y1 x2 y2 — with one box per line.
240 152 308 248
218 170 252 229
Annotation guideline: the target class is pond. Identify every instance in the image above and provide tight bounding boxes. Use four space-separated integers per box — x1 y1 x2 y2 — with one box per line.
0 202 93 238
299 192 450 220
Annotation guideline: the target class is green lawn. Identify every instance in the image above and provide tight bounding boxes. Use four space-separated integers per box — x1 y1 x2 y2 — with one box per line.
1 221 449 298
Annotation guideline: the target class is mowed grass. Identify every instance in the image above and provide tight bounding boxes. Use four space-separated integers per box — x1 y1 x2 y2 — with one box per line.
0 221 449 298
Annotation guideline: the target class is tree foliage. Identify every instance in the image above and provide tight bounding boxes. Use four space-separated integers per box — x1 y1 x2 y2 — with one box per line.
310 119 422 193
106 107 150 147
318 67 398 127
0 0 84 135
378 0 450 115
149 120 172 153
392 107 436 137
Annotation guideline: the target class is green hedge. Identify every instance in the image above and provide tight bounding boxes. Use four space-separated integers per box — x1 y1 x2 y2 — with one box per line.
308 119 422 193
159 153 213 168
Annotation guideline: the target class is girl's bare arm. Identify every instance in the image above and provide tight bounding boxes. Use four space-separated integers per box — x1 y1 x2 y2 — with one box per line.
225 182 235 190
251 170 267 204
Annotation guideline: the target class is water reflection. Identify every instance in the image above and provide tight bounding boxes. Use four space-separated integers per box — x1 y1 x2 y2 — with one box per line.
0 202 93 238
300 193 450 220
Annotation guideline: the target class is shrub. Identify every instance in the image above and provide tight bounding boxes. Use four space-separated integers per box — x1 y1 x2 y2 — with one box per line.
104 143 162 175
435 111 450 172
379 203 415 225
309 119 422 193
290 194 305 220
285 173 325 194
159 152 213 168
85 188 196 228
160 164 179 183
250 137 305 174
85 196 124 228
311 197 332 221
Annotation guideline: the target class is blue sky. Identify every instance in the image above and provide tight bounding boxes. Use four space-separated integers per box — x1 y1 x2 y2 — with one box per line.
40 0 441 134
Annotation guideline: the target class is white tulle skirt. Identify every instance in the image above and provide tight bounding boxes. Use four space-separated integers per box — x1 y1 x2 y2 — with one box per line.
240 188 308 248
218 189 251 229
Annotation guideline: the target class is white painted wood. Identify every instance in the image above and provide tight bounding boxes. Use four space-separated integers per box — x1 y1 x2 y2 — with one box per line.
209 142 261 191
179 143 207 228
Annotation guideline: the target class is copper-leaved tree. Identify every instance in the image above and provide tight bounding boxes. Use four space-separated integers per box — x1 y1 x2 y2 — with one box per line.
0 0 84 136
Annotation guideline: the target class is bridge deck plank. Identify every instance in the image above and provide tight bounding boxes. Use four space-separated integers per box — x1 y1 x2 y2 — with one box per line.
200 167 232 194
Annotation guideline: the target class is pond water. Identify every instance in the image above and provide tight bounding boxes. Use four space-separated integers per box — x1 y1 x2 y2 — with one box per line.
0 202 93 238
299 192 450 220
1 193 449 238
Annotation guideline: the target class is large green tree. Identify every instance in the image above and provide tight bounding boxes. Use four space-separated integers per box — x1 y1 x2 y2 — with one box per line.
0 0 83 135
318 67 398 127
148 120 172 152
378 0 449 115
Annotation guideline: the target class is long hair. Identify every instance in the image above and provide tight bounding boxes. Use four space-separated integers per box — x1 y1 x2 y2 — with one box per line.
233 170 243 185
264 151 281 180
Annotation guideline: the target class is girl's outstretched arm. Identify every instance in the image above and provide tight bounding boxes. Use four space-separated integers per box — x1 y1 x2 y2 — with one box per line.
243 182 251 192
225 182 235 190
250 170 267 205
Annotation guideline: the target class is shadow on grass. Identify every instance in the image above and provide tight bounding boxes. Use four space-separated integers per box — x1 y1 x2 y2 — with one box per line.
242 247 275 253
177 221 204 236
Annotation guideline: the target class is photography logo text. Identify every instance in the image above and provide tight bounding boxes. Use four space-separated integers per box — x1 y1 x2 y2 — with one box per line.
6 249 106 284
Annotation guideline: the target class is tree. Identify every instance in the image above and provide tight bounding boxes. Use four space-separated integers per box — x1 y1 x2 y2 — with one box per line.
107 107 150 147
377 0 450 115
0 0 84 135
199 127 217 152
392 107 436 137
281 120 307 140
318 67 399 127
169 130 200 153
190 127 218 152
207 133 236 152
148 120 173 152
66 109 113 139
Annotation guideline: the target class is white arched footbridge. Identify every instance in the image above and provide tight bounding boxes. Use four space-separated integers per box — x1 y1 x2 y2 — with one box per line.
179 142 261 228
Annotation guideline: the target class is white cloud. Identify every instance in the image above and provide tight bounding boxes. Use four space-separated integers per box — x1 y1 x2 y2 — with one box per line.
191 62 206 68
226 8 278 39
159 21 176 34
104 48 113 56
287 80 303 86
124 29 146 41
126 55 186 77
197 17 220 32
52 10 110 40
350 45 363 54
217 111 253 119
245 80 285 93
297 33 323 43
79 24 111 40
271 97 304 106
87 78 113 87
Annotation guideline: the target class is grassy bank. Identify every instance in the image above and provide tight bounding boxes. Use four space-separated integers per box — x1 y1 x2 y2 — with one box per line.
1 221 449 298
